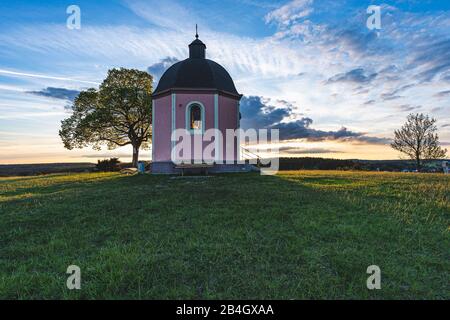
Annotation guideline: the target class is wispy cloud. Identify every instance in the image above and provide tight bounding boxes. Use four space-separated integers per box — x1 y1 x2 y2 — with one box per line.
0 69 99 85
434 90 450 98
28 87 80 102
147 57 180 82
395 104 419 112
363 100 376 106
326 68 377 85
265 0 314 26
409 39 450 83
125 0 203 31
278 146 341 155
0 111 67 120
380 92 403 101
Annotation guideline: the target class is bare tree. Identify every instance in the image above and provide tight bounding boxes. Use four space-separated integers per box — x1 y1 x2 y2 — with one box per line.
391 113 447 171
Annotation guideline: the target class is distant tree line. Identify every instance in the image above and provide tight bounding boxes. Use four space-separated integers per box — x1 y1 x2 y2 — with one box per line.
275 157 447 172
277 158 361 171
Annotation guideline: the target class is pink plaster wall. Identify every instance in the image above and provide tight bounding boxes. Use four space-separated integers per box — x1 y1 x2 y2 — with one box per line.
152 94 172 162
219 95 239 161
153 92 240 163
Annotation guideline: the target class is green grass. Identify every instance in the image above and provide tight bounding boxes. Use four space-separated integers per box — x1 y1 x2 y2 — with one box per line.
0 171 448 299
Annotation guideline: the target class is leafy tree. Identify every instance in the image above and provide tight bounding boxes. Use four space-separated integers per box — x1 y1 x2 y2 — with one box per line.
391 113 447 171
60 68 153 167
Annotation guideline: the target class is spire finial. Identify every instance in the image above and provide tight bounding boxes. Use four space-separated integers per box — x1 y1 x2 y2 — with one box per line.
195 24 199 39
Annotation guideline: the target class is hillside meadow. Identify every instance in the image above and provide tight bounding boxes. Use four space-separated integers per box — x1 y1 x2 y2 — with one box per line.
0 171 448 299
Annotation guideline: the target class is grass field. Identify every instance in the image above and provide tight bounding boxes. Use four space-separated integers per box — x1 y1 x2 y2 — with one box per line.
0 171 448 299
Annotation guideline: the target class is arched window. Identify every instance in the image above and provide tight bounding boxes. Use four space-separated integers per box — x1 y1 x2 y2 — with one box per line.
190 105 202 130
186 102 204 133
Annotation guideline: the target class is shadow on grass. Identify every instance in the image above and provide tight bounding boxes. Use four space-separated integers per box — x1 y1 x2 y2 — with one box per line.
0 171 448 299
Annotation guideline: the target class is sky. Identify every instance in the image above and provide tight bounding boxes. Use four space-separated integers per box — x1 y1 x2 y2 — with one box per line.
0 0 449 164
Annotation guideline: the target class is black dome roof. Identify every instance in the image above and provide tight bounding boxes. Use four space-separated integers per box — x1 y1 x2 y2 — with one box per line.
153 36 240 97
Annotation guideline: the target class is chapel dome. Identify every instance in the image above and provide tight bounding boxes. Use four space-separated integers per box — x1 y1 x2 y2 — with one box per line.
153 33 240 98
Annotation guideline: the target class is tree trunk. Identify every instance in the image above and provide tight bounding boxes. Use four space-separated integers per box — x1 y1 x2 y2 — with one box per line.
132 145 139 168
416 155 421 172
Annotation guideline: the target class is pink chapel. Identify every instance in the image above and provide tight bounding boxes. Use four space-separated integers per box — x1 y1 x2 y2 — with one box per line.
151 31 253 174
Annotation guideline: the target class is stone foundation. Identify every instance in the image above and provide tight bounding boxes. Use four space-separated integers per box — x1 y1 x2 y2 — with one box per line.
151 162 258 174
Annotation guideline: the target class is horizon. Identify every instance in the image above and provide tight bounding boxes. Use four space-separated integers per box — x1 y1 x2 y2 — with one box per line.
1 0 449 164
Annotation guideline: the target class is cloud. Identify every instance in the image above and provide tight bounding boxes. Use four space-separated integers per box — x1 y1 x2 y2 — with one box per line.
354 136 392 145
395 104 418 112
248 144 344 155
410 39 450 83
434 90 450 98
363 100 376 106
380 92 403 101
327 68 377 85
265 0 314 26
240 96 291 130
0 111 67 120
147 57 179 81
0 24 308 82
276 99 298 110
442 74 450 82
0 69 99 85
273 122 358 141
81 153 132 159
240 96 389 144
27 87 80 102
431 107 442 112
380 83 416 101
278 146 341 155
331 28 380 56
124 0 202 31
